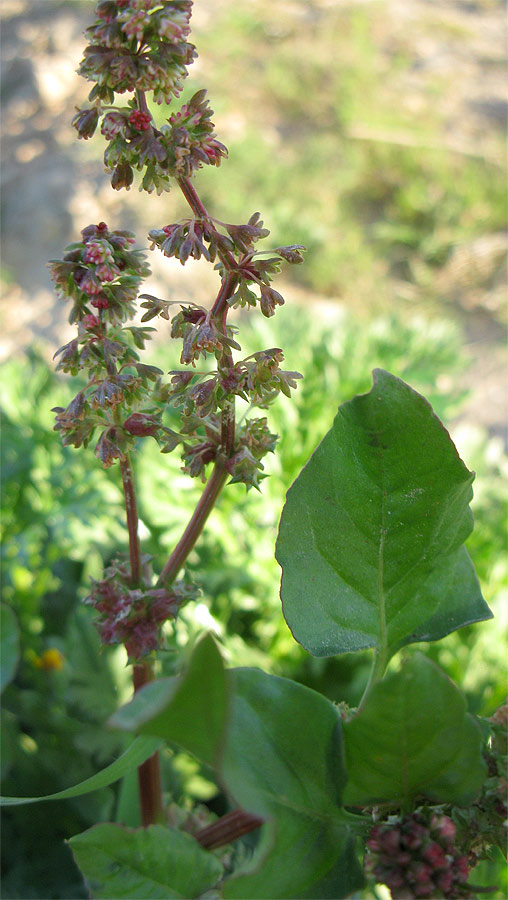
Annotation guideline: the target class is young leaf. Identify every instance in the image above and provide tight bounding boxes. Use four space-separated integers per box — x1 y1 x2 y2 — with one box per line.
0 736 162 806
109 633 229 769
68 824 223 899
276 369 492 660
342 653 487 807
222 668 364 900
0 603 20 693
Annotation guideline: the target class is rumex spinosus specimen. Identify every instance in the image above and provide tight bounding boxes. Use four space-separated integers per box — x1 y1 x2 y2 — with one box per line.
49 0 304 830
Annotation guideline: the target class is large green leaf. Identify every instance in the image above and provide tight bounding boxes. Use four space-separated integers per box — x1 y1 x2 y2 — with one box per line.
0 736 161 806
109 633 229 769
276 369 491 660
222 668 364 899
68 823 222 899
0 603 20 693
110 639 364 899
342 653 487 807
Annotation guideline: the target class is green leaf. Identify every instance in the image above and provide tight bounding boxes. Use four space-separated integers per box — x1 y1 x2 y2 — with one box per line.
276 369 491 660
1 709 18 780
222 669 364 899
342 653 487 807
68 823 222 899
109 633 229 769
0 603 20 693
111 642 363 898
0 736 162 806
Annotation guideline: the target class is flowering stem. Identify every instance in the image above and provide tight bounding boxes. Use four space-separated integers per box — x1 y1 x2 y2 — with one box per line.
212 269 238 321
133 661 164 826
177 176 210 220
120 456 163 824
153 178 239 583
177 177 239 285
157 461 229 586
119 455 141 587
135 89 149 115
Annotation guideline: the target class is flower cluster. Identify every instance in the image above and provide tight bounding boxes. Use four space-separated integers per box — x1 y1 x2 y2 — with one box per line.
180 416 221 480
452 699 508 868
52 0 307 665
365 810 472 899
229 349 302 405
48 222 149 325
170 413 278 487
226 418 278 490
170 304 240 367
149 212 305 315
52 369 178 467
150 347 299 484
72 0 229 193
86 556 198 660
75 87 227 193
77 0 195 105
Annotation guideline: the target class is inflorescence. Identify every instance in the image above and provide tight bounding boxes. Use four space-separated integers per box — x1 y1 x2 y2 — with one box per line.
49 0 305 659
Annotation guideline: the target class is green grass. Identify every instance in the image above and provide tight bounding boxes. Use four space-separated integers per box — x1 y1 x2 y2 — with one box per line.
175 1 506 298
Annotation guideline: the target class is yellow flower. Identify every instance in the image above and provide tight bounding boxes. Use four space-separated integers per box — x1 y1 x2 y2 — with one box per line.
34 648 65 671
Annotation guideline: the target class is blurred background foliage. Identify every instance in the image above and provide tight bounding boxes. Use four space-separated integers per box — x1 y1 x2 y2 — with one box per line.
1 0 506 897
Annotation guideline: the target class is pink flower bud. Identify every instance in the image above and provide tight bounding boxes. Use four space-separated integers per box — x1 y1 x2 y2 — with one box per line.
423 842 447 869
430 814 456 842
128 109 152 131
453 855 469 883
91 293 110 309
379 827 401 857
436 869 454 892
82 314 101 329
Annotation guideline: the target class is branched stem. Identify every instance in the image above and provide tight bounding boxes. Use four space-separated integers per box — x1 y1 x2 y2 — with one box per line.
155 177 241 586
177 176 210 220
157 462 229 586
177 176 239 282
213 269 238 321
120 454 141 587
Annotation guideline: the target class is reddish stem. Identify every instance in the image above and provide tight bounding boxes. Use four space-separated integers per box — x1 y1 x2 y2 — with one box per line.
212 269 238 320
135 90 149 115
155 179 242 586
133 662 164 826
157 462 229 586
120 455 141 586
195 808 264 850
177 176 239 289
119 455 163 825
177 175 210 219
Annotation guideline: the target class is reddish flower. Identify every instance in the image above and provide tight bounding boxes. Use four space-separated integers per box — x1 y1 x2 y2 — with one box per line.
128 109 152 131
430 815 456 842
423 842 448 870
91 293 110 309
82 314 102 329
80 272 103 295
436 869 454 893
453 856 469 884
